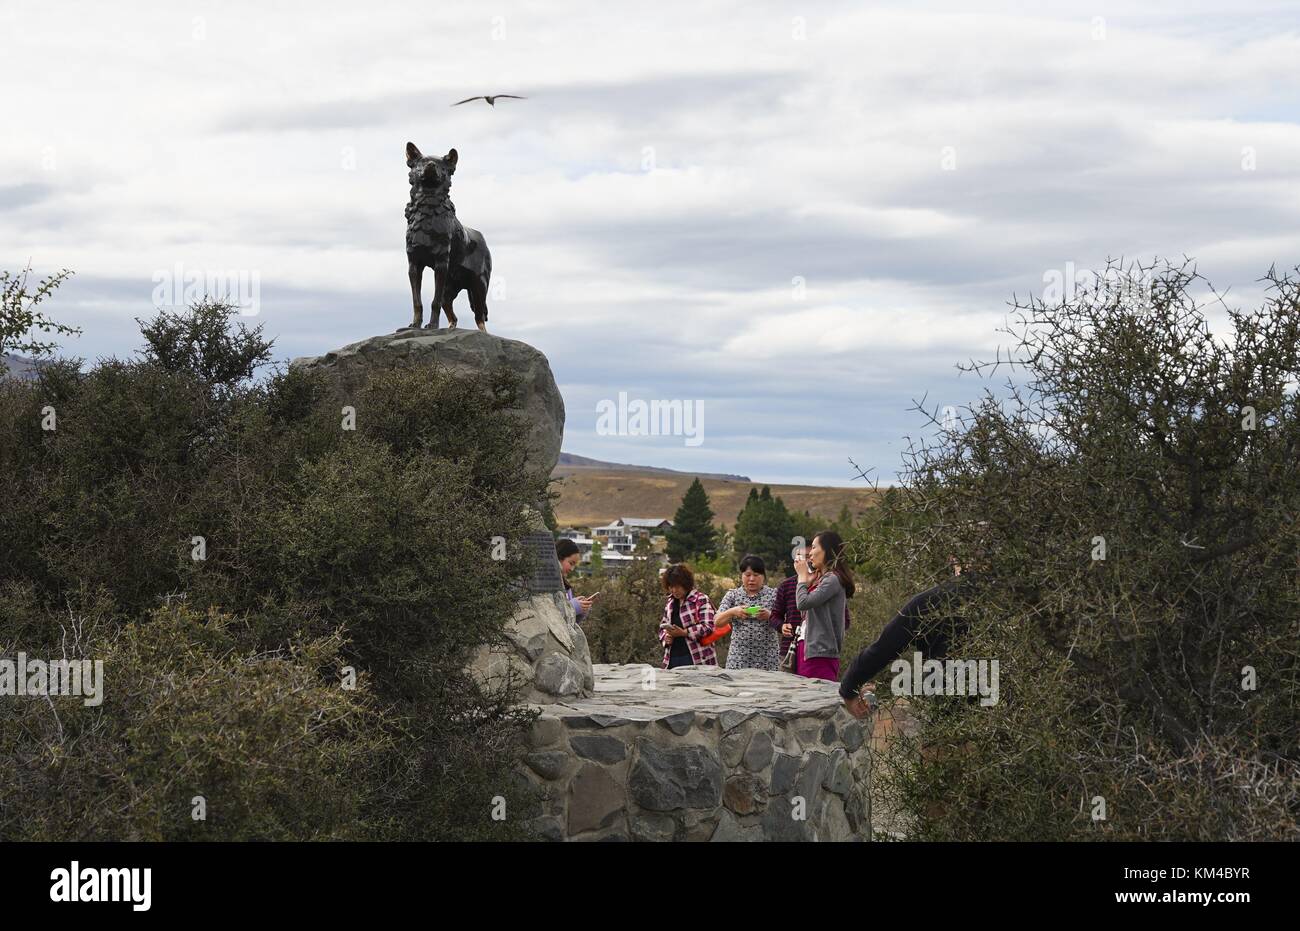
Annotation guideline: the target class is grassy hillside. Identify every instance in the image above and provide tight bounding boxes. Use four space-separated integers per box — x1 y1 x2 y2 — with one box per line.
551 465 879 529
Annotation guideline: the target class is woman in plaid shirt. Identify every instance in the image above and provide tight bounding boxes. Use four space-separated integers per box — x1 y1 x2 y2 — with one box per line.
658 563 719 669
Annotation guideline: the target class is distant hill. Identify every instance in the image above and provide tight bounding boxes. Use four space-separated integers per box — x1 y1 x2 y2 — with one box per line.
0 354 43 380
557 452 750 482
552 452 878 530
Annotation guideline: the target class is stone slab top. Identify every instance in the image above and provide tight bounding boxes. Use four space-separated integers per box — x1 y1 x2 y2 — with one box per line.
532 662 848 725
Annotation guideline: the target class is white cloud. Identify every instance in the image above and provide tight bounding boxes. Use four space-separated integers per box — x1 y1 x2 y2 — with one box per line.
3 0 1300 483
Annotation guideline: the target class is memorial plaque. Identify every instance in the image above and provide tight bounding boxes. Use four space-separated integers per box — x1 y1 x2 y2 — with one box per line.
521 529 564 594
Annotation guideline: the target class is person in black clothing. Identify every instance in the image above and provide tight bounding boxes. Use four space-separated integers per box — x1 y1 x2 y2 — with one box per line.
667 596 692 668
840 568 978 718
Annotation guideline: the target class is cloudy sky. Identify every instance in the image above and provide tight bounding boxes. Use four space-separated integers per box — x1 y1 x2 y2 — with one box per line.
4 1 1300 485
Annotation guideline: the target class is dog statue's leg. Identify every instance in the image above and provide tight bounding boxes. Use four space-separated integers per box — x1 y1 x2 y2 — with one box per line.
469 282 488 333
431 264 455 329
427 265 441 329
407 260 424 329
442 287 458 331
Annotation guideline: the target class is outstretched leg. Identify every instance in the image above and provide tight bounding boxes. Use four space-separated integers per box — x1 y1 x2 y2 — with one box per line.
429 264 456 329
407 260 424 328
469 281 489 333
442 284 462 331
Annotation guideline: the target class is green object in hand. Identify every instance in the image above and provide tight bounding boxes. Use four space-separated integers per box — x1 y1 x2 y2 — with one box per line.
744 605 762 616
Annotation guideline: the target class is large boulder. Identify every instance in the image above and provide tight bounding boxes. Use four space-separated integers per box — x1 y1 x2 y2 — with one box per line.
295 330 591 701
467 587 595 703
290 328 565 478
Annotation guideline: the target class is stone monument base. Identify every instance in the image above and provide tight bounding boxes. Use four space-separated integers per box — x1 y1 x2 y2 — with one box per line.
519 663 871 841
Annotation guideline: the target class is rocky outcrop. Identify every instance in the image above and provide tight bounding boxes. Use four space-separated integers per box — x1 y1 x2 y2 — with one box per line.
521 664 871 842
292 331 873 839
469 589 595 703
295 331 587 702
290 328 565 478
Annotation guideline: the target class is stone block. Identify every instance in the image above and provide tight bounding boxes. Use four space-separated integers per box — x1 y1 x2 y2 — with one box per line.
710 809 763 842
524 750 571 781
770 751 801 795
567 763 624 835
743 730 774 772
570 734 628 764
660 710 695 736
823 748 852 796
630 810 678 842
720 730 747 768
528 714 563 749
723 773 765 815
628 740 723 811
796 750 830 806
535 652 587 698
841 719 865 752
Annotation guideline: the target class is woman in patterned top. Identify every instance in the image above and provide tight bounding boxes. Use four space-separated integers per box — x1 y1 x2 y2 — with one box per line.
716 554 780 671
658 563 719 669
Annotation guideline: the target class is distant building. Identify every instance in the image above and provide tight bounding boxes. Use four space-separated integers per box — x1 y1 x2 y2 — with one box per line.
559 521 670 574
555 528 595 559
580 548 666 577
590 517 673 554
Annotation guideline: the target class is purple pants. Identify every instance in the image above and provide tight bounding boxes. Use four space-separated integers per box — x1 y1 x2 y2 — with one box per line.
796 641 840 682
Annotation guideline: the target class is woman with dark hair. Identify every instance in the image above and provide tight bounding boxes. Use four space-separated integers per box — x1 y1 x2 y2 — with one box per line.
715 554 780 670
793 530 855 681
657 563 718 669
556 538 594 624
774 556 851 673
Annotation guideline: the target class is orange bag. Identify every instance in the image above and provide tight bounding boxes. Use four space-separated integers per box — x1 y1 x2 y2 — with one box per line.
700 623 731 646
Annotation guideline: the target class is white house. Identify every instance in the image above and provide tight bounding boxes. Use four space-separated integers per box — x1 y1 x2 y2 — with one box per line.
555 528 595 559
590 517 673 554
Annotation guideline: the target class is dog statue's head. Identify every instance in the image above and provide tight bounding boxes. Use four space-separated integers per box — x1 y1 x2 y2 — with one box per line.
405 142 457 198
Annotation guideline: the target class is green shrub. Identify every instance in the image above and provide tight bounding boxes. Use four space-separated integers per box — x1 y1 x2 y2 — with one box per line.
692 553 735 577
0 597 388 840
868 259 1300 840
0 295 545 840
578 553 665 665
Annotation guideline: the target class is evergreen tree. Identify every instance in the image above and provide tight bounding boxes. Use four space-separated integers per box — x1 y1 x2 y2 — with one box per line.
666 478 717 561
832 504 856 537
792 508 821 553
733 485 797 574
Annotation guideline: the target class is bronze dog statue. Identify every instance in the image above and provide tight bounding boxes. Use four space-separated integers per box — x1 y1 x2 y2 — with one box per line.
404 142 492 331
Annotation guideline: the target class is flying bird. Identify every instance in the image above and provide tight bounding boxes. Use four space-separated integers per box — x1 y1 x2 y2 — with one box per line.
452 94 527 107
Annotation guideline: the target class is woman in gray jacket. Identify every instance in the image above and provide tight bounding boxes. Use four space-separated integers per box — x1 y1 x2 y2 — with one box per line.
793 530 855 681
